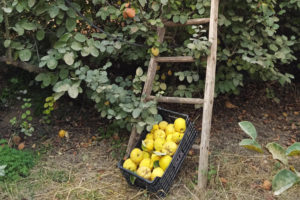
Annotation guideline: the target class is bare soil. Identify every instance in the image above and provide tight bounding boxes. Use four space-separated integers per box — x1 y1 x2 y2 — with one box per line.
0 75 299 200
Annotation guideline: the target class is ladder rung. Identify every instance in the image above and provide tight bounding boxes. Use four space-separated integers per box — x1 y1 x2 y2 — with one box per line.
155 56 195 63
147 96 204 104
164 18 210 27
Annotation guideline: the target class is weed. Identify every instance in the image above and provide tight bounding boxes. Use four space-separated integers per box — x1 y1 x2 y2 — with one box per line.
0 144 36 181
10 98 34 136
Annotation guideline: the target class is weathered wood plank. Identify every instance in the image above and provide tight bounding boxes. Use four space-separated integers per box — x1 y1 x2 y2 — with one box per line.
147 96 204 104
155 56 195 63
164 18 210 27
198 0 220 190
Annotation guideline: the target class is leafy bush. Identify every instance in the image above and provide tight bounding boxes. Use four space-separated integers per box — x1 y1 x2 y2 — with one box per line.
238 121 300 196
0 144 36 181
0 0 299 133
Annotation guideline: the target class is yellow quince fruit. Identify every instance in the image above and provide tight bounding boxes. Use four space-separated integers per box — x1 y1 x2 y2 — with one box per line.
130 148 143 164
151 167 164 181
123 158 137 171
174 118 186 133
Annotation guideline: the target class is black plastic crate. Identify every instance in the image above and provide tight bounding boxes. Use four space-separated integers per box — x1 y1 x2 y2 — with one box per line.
118 107 199 197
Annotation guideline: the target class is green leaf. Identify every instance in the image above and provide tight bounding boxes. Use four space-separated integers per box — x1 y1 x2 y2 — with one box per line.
266 142 288 165
48 6 59 18
238 121 257 140
139 0 147 7
151 2 160 11
53 80 71 92
64 52 75 65
20 21 37 31
286 142 300 156
90 46 99 57
68 85 79 98
161 0 168 6
28 0 36 8
187 75 193 83
4 40 11 48
21 113 27 119
19 49 32 62
153 160 159 168
132 108 142 118
2 7 12 14
66 17 76 32
272 169 299 196
71 41 82 51
129 175 136 185
74 33 86 43
36 30 45 41
239 139 263 153
47 58 58 70
53 91 65 101
59 68 69 79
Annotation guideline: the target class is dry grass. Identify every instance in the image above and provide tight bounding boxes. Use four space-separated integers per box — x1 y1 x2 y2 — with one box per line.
1 143 299 200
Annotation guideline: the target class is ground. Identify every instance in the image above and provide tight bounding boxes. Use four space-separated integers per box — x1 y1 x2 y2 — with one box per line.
0 71 299 200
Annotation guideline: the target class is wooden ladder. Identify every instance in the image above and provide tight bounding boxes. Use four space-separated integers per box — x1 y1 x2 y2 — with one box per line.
126 0 219 189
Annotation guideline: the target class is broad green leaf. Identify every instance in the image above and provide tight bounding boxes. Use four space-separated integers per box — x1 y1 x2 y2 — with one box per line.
66 17 76 32
20 21 37 31
151 2 160 11
136 123 144 133
4 40 11 48
286 142 300 156
187 75 193 83
19 49 32 62
35 73 45 81
239 139 263 153
68 85 79 98
48 6 59 18
53 81 71 92
36 30 45 41
266 142 288 165
272 169 299 196
53 91 65 101
59 68 69 79
132 108 142 118
2 7 12 14
90 46 99 57
114 41 122 50
74 33 86 43
161 0 168 6
28 0 36 8
71 41 82 51
64 52 75 65
47 58 58 70
139 0 147 7
238 121 257 140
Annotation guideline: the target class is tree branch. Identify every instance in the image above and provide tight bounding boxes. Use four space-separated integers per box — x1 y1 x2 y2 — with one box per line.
0 56 46 73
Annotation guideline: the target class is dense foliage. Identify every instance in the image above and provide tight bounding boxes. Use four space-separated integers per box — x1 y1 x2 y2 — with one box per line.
0 144 36 181
0 0 299 133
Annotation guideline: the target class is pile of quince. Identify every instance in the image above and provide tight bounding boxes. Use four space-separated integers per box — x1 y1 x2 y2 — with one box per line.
123 118 186 181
